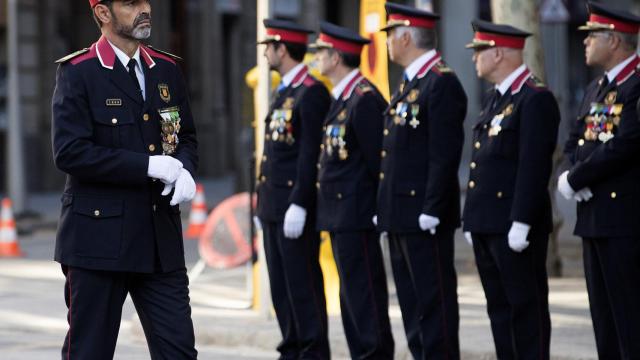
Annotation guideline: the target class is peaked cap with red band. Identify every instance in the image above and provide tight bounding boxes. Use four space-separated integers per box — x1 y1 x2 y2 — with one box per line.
380 3 440 32
465 19 531 50
258 19 314 45
89 0 102 7
578 2 640 34
310 22 370 55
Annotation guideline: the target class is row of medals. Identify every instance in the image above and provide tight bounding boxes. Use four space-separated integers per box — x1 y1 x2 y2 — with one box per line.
268 98 295 145
584 92 621 143
393 89 421 128
488 104 514 137
325 109 348 160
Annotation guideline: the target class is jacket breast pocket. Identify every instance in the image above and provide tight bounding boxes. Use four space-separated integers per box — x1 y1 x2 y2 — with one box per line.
92 108 136 149
72 196 124 259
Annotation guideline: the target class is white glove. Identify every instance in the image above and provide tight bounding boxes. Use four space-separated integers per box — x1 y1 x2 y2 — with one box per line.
148 155 183 184
169 169 196 206
283 204 306 239
253 216 263 232
508 221 530 252
557 170 576 200
419 214 440 235
464 231 473 246
574 187 593 202
372 215 378 226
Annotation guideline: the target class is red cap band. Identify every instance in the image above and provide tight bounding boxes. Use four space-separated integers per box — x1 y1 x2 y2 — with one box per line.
318 33 364 55
388 14 436 29
266 28 308 44
590 14 640 33
474 32 526 49
89 0 101 7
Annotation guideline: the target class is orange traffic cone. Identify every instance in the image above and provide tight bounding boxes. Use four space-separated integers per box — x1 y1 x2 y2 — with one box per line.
0 198 23 257
185 184 208 239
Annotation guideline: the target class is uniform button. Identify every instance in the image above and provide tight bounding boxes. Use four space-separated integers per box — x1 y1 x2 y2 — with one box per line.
316 182 320 189
94 210 100 217
497 191 503 198
320 144 325 150
260 175 266 181
317 163 321 169
483 124 488 129
265 134 271 141
381 150 387 158
470 162 477 169
611 192 617 199
390 109 396 115
383 129 389 136
143 113 150 121
287 180 293 187
410 190 416 196
379 172 385 180
468 181 476 189
111 118 118 124
262 155 267 161
578 139 585 146
337 193 343 199
474 141 481 149
148 144 156 152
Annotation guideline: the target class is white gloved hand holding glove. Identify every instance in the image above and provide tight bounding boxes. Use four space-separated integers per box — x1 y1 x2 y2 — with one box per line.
464 231 473 246
148 155 183 184
574 187 593 202
283 204 306 239
419 214 440 235
508 221 530 252
169 169 196 206
557 170 576 200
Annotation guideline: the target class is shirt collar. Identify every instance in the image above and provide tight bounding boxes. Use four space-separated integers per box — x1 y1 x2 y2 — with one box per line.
605 54 637 83
108 40 142 70
404 49 437 81
281 63 306 87
331 69 360 100
495 64 527 95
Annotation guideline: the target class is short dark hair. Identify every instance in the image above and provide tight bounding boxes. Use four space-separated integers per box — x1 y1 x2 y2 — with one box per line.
93 0 114 28
327 48 361 69
273 41 307 62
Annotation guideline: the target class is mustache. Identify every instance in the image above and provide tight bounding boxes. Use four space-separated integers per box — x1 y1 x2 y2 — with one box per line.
134 13 152 27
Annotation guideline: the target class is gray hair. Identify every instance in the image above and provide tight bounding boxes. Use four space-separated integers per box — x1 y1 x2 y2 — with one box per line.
615 31 639 52
394 26 437 50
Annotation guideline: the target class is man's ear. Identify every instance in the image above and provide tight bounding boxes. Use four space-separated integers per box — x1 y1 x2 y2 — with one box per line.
94 4 112 25
493 47 504 64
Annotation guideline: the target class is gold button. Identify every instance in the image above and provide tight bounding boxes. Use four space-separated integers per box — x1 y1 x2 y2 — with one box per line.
611 192 617 199
470 162 477 169
410 190 416 196
262 155 267 161
320 144 325 150
322 126 327 131
483 124 488 129
383 129 389 136
578 139 585 146
260 175 266 181
316 182 320 189
265 134 271 141
381 150 387 158
474 141 481 149
468 181 476 189
148 144 156 152
379 172 385 180
111 118 118 124
390 109 396 115
337 193 343 199
143 113 150 121
287 180 293 187
94 210 100 217
497 191 503 198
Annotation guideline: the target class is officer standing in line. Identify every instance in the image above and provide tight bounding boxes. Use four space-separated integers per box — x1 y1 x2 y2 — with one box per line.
375 3 467 359
256 19 331 359
558 2 640 358
52 0 198 358
312 21 394 359
463 20 560 360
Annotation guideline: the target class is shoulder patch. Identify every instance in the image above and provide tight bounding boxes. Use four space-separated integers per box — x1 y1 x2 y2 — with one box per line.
526 75 547 91
55 48 90 64
146 45 182 61
355 82 373 95
435 61 453 74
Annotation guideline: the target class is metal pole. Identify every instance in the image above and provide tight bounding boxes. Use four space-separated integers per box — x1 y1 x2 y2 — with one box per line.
6 0 26 213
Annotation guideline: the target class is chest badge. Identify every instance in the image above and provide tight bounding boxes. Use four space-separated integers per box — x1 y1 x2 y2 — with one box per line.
158 84 171 103
605 91 617 105
282 97 295 110
407 89 420 103
105 98 122 107
337 109 347 121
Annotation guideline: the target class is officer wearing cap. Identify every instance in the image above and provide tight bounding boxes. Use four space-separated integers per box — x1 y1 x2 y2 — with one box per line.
312 21 394 359
52 0 198 358
558 2 640 357
256 19 331 359
376 3 466 358
463 20 559 359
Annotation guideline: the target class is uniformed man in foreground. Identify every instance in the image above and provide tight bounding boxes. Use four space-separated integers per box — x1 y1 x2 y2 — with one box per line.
463 20 560 360
558 2 640 358
376 3 467 358
52 0 198 358
256 19 331 359
312 21 394 359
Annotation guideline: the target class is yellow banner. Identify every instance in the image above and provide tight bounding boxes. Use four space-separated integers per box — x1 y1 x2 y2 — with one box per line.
359 0 390 101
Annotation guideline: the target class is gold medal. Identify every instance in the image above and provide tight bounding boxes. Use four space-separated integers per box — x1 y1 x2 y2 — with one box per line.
337 110 347 121
605 91 617 105
282 97 295 109
503 104 514 116
409 118 420 129
339 148 348 160
407 89 420 103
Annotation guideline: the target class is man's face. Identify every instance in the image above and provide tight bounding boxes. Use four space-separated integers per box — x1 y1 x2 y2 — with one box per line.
314 49 335 77
264 43 282 71
110 0 152 40
584 31 612 67
386 28 401 63
472 47 497 80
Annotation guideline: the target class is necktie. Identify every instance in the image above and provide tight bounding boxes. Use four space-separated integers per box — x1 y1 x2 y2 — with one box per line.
491 89 502 110
127 59 141 91
597 76 610 97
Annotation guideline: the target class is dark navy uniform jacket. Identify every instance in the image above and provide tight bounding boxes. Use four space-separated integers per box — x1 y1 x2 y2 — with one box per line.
564 55 640 238
257 66 331 222
376 53 467 233
52 36 198 273
463 68 560 235
316 73 387 232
